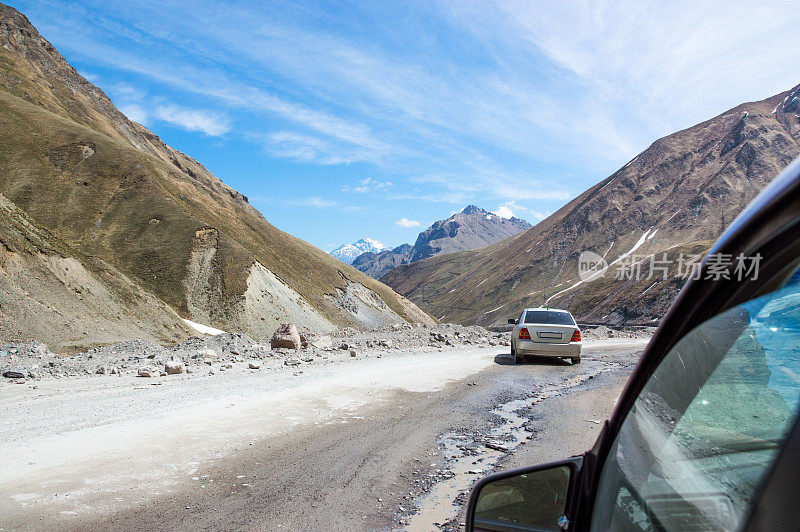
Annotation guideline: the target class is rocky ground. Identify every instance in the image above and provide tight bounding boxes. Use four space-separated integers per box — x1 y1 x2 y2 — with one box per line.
0 324 653 385
1 326 650 531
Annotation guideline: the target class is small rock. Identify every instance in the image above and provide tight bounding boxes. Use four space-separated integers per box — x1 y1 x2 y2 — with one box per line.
349 349 357 357
137 367 158 378
284 358 301 366
165 356 185 375
311 336 333 350
3 369 26 379
96 366 107 375
248 362 261 369
485 441 509 452
199 349 218 364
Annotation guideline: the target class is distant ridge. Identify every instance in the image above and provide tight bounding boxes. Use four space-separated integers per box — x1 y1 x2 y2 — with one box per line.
330 238 388 265
352 205 531 279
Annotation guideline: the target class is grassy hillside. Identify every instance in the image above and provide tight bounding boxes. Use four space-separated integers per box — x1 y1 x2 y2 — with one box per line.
0 3 432 345
383 85 800 326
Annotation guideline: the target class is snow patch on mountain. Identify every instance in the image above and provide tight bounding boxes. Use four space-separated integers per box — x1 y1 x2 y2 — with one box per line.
330 238 388 264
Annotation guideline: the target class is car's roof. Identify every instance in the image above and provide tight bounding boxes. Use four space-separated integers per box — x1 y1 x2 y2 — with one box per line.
522 307 572 313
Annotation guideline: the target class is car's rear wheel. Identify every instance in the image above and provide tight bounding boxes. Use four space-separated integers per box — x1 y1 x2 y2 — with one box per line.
571 357 581 365
511 342 518 364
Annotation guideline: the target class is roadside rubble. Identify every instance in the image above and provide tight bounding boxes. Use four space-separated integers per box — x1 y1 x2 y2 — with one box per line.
0 323 652 385
0 322 507 384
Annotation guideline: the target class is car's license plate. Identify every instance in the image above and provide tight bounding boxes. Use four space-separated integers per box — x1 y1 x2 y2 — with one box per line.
538 332 562 339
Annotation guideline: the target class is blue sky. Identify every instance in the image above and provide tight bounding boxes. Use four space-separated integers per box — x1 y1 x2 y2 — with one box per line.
11 0 800 250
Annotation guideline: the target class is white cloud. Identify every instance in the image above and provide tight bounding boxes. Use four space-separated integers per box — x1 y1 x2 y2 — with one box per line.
343 177 394 193
119 103 148 124
264 131 375 165
37 0 800 217
396 218 422 228
110 81 147 102
493 204 515 219
450 0 800 145
286 196 337 208
493 200 549 222
154 104 231 136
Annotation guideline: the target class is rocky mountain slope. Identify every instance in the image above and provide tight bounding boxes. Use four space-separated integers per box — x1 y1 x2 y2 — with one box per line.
330 238 387 264
0 3 432 351
353 206 531 278
383 85 800 326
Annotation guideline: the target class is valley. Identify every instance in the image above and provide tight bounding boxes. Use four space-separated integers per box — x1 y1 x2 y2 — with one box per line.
1 2 798 531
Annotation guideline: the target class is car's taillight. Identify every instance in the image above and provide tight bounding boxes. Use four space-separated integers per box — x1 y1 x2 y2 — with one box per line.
519 327 531 340
571 329 581 342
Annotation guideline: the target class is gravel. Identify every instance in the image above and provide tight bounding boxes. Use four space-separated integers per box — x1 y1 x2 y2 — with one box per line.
0 323 508 384
0 323 649 385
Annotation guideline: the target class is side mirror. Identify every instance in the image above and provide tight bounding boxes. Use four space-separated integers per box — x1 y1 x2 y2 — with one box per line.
466 457 582 532
508 318 518 325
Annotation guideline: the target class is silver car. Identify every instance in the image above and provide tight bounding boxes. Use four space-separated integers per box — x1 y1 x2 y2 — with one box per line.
508 308 582 364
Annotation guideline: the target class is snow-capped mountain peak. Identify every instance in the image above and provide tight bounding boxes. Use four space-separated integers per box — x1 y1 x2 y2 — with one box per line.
330 238 388 264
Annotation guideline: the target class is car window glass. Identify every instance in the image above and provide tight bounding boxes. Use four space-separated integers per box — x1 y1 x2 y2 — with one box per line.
524 311 576 325
590 284 800 531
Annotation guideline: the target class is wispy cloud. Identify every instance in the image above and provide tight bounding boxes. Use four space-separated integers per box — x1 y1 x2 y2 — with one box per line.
25 0 800 249
343 178 393 193
396 218 422 228
118 103 148 124
263 131 378 165
155 104 231 136
285 196 337 208
493 200 548 222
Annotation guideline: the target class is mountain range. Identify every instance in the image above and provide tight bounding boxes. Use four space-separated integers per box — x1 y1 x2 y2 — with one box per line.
383 84 800 326
0 3 433 352
353 206 531 278
330 238 387 265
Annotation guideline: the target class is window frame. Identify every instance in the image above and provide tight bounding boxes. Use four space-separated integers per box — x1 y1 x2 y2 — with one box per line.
590 287 800 530
572 158 800 530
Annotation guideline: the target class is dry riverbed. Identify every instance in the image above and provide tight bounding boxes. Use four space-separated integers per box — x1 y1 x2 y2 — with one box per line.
0 325 651 531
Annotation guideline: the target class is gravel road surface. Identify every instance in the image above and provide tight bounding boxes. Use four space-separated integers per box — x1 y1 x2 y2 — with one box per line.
0 337 648 531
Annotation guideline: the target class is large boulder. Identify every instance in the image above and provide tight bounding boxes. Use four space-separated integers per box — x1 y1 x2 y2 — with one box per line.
164 356 185 375
271 323 302 350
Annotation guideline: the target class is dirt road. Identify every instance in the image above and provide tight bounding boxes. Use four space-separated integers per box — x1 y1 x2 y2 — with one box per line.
0 338 647 531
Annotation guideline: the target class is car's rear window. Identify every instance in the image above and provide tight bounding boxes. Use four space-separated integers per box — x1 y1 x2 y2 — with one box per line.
524 310 576 325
